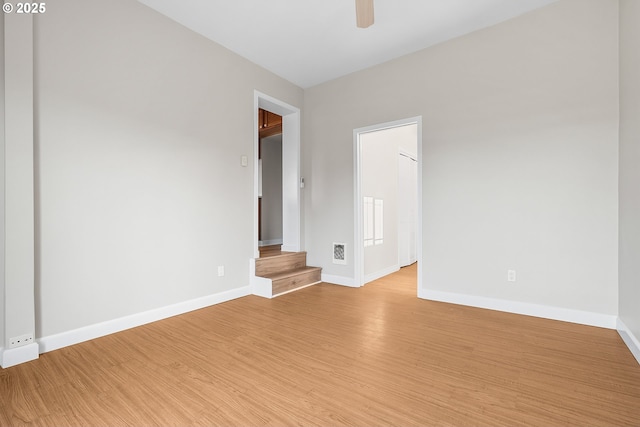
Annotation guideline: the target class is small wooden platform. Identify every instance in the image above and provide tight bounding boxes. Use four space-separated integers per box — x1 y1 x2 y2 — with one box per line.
253 250 321 297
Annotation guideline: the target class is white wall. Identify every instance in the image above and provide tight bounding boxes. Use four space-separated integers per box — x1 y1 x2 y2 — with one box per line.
2 12 38 366
1 13 5 350
261 134 283 244
31 0 302 338
619 0 640 343
304 0 619 317
361 124 417 280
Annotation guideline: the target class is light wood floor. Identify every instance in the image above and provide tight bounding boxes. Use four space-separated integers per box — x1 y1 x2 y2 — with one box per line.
2 264 639 426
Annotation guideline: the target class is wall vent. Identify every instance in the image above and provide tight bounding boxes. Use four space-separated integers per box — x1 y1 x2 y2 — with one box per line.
333 242 346 265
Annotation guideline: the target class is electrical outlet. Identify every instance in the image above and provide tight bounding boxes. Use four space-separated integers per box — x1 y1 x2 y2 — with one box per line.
10 333 34 349
217 266 225 277
507 269 517 282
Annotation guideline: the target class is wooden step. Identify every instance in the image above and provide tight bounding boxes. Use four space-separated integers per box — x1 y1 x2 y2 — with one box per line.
258 244 282 258
252 251 322 298
255 251 307 277
270 266 322 296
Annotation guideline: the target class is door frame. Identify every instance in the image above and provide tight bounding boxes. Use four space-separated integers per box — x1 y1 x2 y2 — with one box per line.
253 91 301 258
353 116 423 292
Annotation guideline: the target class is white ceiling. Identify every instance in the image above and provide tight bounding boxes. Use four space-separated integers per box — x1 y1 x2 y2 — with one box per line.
137 0 558 88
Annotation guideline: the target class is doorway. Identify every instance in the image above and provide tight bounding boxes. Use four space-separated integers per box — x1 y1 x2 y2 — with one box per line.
354 117 422 292
258 109 283 251
398 150 418 267
253 91 301 259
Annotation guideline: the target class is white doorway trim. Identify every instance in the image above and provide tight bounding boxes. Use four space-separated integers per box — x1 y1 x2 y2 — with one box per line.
253 91 301 258
353 116 423 292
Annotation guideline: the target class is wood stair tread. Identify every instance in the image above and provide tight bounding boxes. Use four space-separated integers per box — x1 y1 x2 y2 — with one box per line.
255 251 309 277
257 251 303 261
253 251 322 297
262 266 322 281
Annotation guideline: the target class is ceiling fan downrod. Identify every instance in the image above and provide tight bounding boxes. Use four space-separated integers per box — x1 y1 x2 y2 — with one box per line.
355 0 374 28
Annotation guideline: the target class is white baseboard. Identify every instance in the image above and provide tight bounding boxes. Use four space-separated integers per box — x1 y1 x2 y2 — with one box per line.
364 264 400 284
617 318 640 366
321 273 357 288
1 343 39 368
38 286 251 354
422 289 617 329
417 287 428 299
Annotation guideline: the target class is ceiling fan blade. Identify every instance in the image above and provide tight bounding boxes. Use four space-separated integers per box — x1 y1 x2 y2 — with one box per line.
355 0 374 28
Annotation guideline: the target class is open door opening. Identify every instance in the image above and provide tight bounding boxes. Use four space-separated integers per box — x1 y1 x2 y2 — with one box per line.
252 92 301 259
258 109 283 254
354 117 423 294
251 92 322 299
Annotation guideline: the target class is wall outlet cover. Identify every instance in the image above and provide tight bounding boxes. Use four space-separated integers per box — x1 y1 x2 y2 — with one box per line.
10 333 34 349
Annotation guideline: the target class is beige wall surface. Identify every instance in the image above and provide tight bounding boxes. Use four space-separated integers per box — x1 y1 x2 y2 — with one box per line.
3 13 36 353
1 14 5 349
304 0 619 315
619 0 640 340
33 0 302 337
